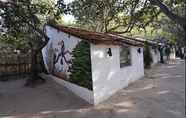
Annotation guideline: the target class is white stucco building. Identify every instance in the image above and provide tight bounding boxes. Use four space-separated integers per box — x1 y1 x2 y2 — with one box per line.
41 24 145 105
135 37 162 65
149 43 161 65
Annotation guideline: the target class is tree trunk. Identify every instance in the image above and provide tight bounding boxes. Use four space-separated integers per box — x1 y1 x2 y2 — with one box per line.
159 47 164 63
149 0 186 27
183 26 186 60
24 25 49 87
30 48 38 78
24 47 45 87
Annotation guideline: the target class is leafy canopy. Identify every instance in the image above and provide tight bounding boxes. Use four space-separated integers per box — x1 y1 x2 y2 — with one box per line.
0 0 66 50
69 0 159 33
69 0 160 33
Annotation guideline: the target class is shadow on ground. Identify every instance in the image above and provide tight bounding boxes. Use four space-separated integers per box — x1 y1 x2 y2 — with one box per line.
0 59 185 118
0 77 91 117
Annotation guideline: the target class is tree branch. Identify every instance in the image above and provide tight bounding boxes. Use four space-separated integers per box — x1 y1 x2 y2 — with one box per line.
149 0 186 27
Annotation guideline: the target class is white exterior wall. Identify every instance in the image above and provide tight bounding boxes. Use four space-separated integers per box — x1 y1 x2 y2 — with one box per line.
151 48 160 65
42 26 145 105
91 44 144 105
170 48 176 59
42 26 81 77
40 73 94 104
42 26 94 104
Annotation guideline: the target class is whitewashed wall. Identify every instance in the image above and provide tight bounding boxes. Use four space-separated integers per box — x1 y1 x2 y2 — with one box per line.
40 73 94 104
42 26 145 105
91 44 144 105
42 26 94 104
170 48 176 59
42 26 81 77
150 47 160 65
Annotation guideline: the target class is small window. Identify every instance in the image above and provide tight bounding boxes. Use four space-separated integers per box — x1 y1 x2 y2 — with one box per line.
120 46 131 67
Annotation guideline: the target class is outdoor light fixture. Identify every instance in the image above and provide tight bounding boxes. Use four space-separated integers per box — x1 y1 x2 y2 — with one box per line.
107 48 112 56
137 48 141 53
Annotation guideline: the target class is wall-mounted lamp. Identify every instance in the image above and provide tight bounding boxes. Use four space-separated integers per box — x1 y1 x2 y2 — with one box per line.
137 48 141 53
107 48 112 56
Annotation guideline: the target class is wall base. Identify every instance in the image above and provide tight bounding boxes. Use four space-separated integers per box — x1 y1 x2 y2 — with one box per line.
40 73 94 105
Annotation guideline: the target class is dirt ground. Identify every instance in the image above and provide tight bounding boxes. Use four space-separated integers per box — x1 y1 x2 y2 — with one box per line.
0 59 185 118
0 76 90 117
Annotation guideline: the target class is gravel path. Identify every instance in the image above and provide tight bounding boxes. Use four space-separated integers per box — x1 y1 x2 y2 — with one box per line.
0 59 185 118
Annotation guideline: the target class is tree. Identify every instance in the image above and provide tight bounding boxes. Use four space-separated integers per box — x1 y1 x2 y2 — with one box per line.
149 0 186 43
69 0 185 45
144 41 153 68
156 16 185 46
149 0 186 28
69 0 160 33
69 40 92 90
0 0 66 85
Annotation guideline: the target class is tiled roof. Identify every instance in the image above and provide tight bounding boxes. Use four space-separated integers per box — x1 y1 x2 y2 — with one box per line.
134 37 163 46
48 24 144 47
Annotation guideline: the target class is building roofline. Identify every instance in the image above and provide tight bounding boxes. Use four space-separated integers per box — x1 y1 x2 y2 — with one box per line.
46 24 144 47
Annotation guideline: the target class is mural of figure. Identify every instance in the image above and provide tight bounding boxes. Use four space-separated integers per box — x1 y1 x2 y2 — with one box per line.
57 40 72 65
53 40 72 78
42 38 73 79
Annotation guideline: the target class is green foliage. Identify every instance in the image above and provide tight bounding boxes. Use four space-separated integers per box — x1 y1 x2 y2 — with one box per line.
0 35 30 52
130 12 184 46
0 0 66 79
0 0 66 49
69 0 160 33
68 0 186 46
69 41 92 90
165 46 171 56
144 42 153 69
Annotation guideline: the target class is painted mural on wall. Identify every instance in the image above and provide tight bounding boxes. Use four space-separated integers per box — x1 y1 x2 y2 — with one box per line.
43 40 72 78
42 26 92 90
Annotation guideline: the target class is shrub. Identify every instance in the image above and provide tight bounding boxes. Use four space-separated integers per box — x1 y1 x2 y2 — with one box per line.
69 40 92 90
144 42 153 68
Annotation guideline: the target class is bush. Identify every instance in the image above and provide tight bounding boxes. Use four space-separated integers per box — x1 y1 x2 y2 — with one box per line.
144 42 153 68
69 41 92 90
